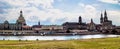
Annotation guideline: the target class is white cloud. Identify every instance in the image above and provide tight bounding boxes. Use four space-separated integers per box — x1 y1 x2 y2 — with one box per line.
1 6 80 25
84 5 97 19
0 0 101 26
0 14 6 22
1 0 119 26
0 0 55 23
78 3 98 20
99 0 119 4
0 0 83 25
107 10 120 26
2 0 54 9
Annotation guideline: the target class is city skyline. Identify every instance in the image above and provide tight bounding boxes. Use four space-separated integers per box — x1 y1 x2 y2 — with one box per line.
0 0 120 26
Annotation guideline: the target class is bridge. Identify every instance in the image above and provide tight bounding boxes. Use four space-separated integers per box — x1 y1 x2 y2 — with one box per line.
0 30 34 34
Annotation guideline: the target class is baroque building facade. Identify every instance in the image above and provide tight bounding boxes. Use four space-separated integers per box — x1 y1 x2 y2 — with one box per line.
0 11 31 30
87 19 96 31
62 16 87 30
0 10 117 33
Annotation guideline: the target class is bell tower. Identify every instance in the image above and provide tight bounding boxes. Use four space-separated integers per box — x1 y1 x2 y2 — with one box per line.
79 16 82 24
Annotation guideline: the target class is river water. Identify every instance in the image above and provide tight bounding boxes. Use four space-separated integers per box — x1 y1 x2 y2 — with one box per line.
0 34 119 40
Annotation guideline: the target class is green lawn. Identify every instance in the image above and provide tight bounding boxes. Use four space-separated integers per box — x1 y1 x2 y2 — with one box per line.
0 37 120 49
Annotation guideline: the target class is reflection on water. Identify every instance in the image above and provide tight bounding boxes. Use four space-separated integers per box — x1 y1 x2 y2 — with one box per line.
0 34 119 40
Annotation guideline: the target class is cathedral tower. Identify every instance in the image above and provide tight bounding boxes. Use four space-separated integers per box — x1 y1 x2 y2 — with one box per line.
104 10 108 22
100 13 103 23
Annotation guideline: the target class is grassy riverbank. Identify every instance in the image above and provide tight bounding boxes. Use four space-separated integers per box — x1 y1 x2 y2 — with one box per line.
0 37 120 49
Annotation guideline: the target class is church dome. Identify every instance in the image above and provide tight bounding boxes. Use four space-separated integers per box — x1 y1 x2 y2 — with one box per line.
4 20 9 24
16 11 26 25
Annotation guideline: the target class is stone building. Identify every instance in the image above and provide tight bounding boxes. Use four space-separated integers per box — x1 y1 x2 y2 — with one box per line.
93 10 116 33
32 21 64 33
0 11 32 30
41 25 63 31
87 19 96 31
99 10 114 31
62 10 116 33
32 21 42 31
62 16 87 30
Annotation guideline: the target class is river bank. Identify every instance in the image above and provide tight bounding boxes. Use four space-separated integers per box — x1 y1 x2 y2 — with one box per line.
0 37 120 49
0 34 119 40
0 32 104 36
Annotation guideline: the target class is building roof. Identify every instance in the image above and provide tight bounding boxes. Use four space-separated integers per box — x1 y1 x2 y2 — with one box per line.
62 22 86 26
62 22 78 26
22 26 31 28
32 25 41 28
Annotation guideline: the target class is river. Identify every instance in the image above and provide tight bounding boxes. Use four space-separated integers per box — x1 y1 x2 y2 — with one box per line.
0 34 119 40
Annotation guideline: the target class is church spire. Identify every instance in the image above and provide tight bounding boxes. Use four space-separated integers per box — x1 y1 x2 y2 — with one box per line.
104 10 108 22
100 13 103 23
104 10 107 16
91 18 93 23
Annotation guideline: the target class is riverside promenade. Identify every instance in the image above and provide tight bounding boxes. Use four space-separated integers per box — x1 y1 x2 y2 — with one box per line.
0 30 103 36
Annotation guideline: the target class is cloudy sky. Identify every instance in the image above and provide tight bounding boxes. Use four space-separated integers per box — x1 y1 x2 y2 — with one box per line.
0 0 120 26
